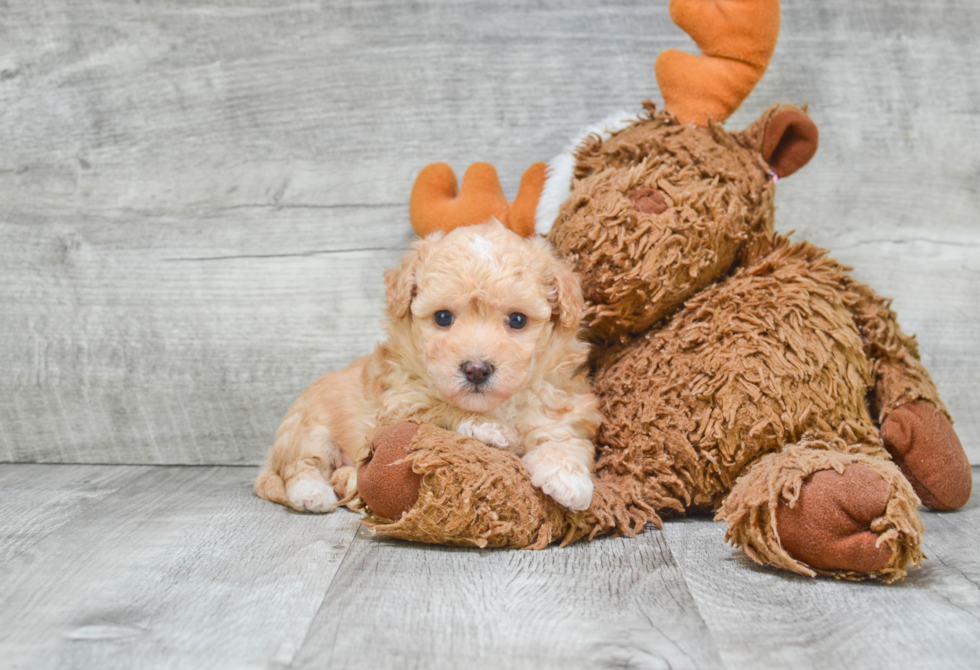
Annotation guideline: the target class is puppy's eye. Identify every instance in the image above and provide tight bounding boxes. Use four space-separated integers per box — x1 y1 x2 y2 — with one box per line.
434 310 454 327
507 313 528 330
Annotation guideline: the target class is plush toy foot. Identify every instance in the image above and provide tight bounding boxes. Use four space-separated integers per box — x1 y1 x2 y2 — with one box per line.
356 422 423 521
719 443 924 582
775 465 894 573
881 401 972 511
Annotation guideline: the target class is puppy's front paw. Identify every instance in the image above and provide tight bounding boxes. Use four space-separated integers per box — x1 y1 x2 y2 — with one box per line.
456 419 519 450
286 477 338 513
523 446 594 511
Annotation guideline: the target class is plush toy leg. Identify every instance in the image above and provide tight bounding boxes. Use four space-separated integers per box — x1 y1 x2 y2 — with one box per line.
355 423 654 549
845 278 972 510
718 443 924 583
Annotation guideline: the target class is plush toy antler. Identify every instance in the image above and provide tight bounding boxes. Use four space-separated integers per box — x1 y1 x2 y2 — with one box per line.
655 0 781 126
409 161 546 238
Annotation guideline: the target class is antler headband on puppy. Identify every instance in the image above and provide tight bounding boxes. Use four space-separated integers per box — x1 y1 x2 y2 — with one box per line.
409 0 781 238
409 161 547 239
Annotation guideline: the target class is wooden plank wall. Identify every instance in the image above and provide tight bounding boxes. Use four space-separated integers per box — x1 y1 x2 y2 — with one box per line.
1 0 977 465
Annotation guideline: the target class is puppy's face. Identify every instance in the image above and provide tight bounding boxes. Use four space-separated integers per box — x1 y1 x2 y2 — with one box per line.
385 221 584 414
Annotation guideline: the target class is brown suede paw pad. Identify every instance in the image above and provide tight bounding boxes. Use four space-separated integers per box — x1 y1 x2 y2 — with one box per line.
775 465 894 574
356 422 423 521
881 402 972 511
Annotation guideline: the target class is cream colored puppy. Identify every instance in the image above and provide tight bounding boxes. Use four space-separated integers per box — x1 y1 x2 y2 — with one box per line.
255 220 600 514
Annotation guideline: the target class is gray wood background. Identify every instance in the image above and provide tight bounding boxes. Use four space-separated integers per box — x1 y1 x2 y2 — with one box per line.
1 0 978 466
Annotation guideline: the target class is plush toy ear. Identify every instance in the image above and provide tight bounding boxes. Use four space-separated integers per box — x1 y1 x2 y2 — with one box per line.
383 236 434 319
739 104 819 178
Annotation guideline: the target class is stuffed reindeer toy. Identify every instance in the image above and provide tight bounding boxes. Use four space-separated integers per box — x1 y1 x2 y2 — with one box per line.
351 0 972 582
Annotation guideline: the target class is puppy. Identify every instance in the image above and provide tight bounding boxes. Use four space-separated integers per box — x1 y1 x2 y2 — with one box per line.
254 220 600 514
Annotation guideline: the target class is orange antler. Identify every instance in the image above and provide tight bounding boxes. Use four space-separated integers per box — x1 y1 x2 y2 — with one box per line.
410 162 546 238
655 0 781 126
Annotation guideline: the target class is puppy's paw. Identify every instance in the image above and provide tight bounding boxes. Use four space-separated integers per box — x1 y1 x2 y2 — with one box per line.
456 419 520 450
523 446 594 511
286 476 339 513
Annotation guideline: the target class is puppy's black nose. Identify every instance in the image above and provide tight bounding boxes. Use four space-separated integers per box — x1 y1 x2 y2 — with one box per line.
462 361 494 386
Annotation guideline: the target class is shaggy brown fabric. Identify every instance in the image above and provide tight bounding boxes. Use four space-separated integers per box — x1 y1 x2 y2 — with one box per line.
842 277 946 422
591 237 884 514
720 443 924 583
352 234 940 578
549 102 775 344
881 402 973 511
356 423 658 549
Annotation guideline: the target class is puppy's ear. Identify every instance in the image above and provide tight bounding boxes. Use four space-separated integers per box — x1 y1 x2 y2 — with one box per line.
385 236 435 319
547 254 585 333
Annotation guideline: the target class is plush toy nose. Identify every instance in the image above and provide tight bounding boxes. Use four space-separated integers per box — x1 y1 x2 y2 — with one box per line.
462 361 494 385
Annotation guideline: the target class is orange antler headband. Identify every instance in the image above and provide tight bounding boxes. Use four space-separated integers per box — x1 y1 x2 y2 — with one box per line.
410 0 781 238
409 162 547 239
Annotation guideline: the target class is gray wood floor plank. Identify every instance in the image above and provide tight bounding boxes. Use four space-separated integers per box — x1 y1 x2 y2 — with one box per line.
1 465 977 668
661 486 980 670
0 466 360 670
1 0 978 466
0 464 149 564
292 527 724 670
918 469 980 621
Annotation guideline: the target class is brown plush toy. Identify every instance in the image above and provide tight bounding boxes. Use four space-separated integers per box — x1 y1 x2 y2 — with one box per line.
353 0 972 582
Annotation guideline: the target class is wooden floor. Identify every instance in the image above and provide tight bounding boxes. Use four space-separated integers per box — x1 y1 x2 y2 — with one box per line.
1 464 978 669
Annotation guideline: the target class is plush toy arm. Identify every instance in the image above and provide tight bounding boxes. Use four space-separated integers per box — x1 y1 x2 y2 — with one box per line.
843 277 944 421
843 277 972 510
354 423 654 549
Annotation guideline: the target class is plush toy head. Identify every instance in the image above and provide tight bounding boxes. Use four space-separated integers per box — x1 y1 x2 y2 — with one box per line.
548 102 818 343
